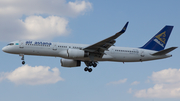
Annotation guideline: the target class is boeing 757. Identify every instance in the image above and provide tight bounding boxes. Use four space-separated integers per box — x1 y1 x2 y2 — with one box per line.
2 22 177 72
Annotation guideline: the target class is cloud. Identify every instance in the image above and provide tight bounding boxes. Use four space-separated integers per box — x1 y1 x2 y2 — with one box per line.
150 68 180 84
0 65 64 85
0 0 92 17
127 88 132 94
135 83 180 98
0 0 92 41
134 68 180 98
107 78 127 85
131 81 140 85
68 1 92 15
21 16 69 40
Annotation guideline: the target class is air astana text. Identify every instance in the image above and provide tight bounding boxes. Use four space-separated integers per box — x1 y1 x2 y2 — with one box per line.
26 41 52 45
154 39 164 47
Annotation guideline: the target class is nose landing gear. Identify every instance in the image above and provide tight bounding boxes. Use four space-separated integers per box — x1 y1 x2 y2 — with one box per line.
20 54 25 65
22 61 25 65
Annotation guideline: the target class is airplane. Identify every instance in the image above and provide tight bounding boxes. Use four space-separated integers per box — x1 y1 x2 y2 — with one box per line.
2 22 177 72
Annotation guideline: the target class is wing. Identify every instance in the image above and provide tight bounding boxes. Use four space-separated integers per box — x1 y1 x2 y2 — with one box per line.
83 22 129 56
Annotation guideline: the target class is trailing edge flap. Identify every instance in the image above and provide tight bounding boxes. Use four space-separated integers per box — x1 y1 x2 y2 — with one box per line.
152 47 178 56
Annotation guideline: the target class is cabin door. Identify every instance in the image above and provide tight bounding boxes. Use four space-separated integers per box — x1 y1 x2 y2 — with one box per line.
53 43 57 50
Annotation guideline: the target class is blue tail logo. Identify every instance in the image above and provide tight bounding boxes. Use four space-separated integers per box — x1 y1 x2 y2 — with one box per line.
141 26 173 51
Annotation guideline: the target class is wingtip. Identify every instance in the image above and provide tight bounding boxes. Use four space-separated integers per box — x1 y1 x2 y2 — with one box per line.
119 21 129 33
125 21 129 28
126 21 129 24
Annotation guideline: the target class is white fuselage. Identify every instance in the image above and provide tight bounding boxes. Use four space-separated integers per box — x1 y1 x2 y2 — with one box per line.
2 40 172 62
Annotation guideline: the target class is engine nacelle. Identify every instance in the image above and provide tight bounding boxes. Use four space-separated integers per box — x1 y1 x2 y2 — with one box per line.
67 49 89 58
60 58 81 67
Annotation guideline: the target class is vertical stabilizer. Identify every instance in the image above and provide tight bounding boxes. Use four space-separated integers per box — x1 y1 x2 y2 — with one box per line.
141 26 173 51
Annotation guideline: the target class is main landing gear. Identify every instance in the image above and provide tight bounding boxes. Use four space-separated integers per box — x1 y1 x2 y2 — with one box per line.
84 61 97 72
84 67 92 72
20 54 25 65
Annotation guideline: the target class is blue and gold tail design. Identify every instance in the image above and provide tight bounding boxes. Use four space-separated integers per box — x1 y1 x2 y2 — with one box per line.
141 26 173 51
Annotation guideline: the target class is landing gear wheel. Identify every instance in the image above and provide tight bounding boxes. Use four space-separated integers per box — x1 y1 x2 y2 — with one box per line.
84 67 88 72
22 61 25 65
92 63 97 67
88 68 92 72
89 62 93 66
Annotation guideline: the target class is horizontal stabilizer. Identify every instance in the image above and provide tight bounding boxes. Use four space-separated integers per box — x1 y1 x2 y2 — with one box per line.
152 47 177 56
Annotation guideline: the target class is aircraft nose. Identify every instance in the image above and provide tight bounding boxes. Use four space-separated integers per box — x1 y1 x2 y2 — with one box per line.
2 47 7 52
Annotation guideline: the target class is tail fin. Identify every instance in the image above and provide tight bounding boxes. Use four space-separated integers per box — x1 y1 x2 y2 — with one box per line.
141 26 173 51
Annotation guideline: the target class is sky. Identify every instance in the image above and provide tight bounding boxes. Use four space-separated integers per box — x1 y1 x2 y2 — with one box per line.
0 0 180 101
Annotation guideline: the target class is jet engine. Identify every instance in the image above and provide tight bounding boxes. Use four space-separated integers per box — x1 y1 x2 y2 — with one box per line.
67 49 89 58
60 58 81 67
59 49 89 58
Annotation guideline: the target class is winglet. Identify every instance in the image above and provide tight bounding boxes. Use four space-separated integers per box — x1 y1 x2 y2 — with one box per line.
119 22 129 33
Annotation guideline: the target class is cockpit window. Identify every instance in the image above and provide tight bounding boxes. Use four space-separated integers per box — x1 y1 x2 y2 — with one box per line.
7 43 14 46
